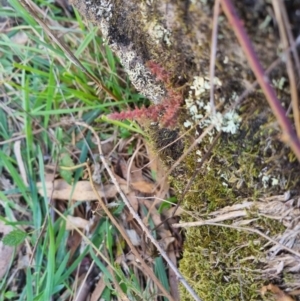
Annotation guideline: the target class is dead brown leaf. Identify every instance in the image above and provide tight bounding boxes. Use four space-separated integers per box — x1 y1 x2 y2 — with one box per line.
164 206 184 218
127 159 143 183
67 230 83 259
261 284 294 301
126 191 139 213
37 179 129 201
90 274 106 301
146 142 166 183
131 180 156 194
66 216 89 230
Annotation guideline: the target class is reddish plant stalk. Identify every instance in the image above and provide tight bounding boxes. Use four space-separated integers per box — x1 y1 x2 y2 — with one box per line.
110 61 183 127
220 0 300 162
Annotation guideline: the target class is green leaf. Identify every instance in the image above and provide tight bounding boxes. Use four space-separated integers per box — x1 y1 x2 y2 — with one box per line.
59 151 75 184
158 196 177 214
2 229 27 246
155 256 170 301
4 291 18 299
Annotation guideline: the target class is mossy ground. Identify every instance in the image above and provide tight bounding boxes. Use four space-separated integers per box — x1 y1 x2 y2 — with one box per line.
149 91 300 300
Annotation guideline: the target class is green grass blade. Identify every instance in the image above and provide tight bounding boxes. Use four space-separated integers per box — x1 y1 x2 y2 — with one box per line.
155 256 170 301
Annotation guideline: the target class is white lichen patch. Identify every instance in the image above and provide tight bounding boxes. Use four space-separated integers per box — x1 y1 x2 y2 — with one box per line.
85 0 113 39
148 22 172 46
221 111 242 134
184 120 193 128
259 169 280 188
190 76 221 98
272 77 286 90
184 76 241 135
140 2 172 46
196 149 202 162
118 50 165 103
271 177 279 186
91 0 113 21
85 1 166 104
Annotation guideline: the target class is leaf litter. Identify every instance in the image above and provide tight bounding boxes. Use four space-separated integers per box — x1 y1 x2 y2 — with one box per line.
4 127 182 300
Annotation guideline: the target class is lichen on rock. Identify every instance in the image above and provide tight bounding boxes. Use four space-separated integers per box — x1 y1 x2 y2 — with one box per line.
70 0 194 103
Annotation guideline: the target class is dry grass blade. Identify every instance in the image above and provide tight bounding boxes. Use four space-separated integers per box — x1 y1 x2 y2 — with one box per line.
59 162 175 300
73 121 203 301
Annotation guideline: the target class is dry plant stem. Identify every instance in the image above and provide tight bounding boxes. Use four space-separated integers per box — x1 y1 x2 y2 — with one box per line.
74 261 95 301
272 0 300 138
277 1 300 82
69 164 174 300
220 0 300 161
172 221 300 259
209 0 221 115
160 123 216 189
20 0 119 102
56 164 173 300
104 250 130 301
74 122 203 301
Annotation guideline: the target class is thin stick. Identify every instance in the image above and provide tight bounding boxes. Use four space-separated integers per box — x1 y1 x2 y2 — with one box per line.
61 162 174 301
220 0 300 161
74 121 203 301
209 0 221 115
172 221 300 259
272 0 300 137
277 1 300 81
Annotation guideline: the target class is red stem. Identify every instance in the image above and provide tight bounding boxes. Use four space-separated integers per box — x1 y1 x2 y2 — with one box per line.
220 0 300 161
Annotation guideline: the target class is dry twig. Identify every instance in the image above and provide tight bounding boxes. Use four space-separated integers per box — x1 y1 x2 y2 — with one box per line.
272 0 300 138
59 161 174 301
209 0 221 115
220 0 300 161
74 121 203 301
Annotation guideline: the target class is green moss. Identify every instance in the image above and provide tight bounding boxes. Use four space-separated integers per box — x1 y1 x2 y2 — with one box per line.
179 226 263 301
146 94 300 300
178 213 286 301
